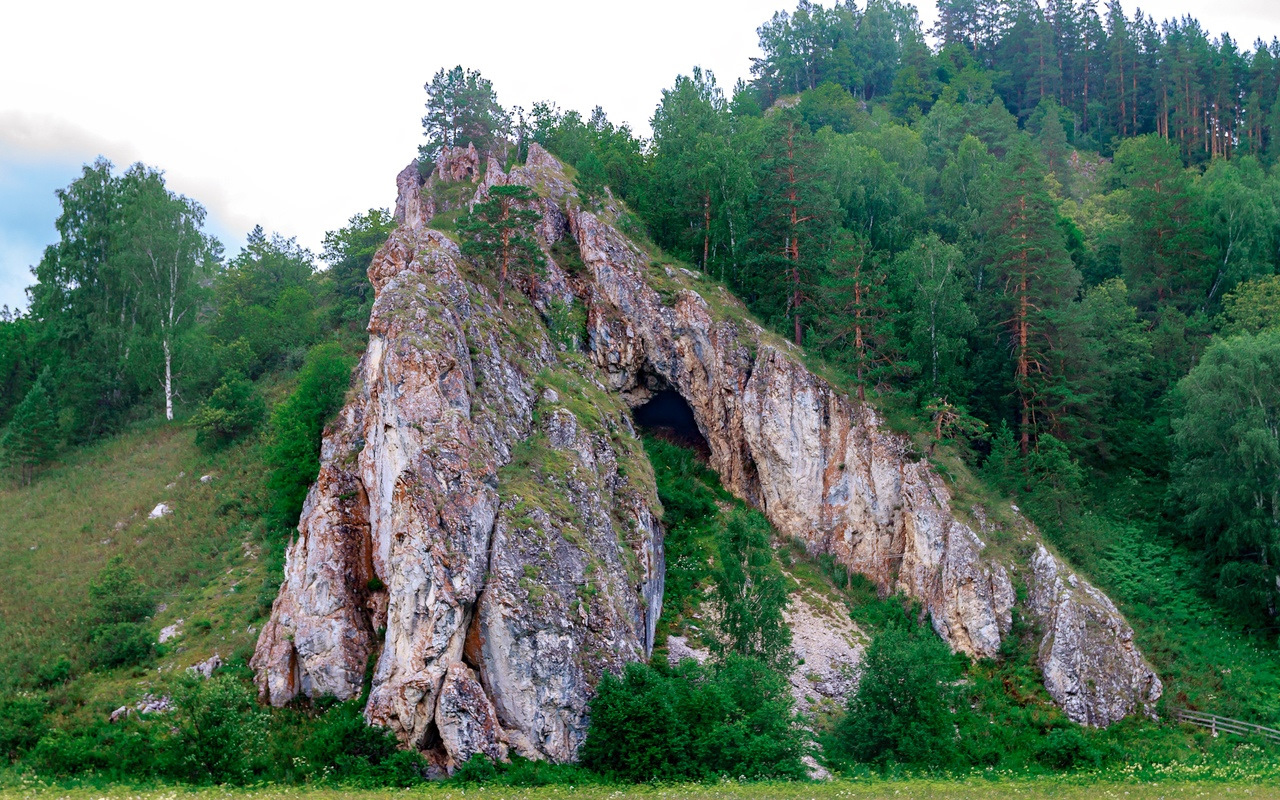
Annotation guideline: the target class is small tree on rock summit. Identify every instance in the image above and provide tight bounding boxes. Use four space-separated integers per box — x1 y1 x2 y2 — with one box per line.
459 184 546 307
421 66 511 164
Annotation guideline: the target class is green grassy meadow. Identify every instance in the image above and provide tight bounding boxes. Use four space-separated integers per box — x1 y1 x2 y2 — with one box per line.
5 777 1280 800
0 420 267 707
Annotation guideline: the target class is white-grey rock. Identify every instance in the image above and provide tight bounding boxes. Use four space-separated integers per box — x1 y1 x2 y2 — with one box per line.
188 653 223 679
136 694 171 714
148 503 171 519
158 619 184 644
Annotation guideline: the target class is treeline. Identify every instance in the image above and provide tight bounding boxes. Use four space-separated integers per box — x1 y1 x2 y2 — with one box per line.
752 0 1280 162
0 159 393 473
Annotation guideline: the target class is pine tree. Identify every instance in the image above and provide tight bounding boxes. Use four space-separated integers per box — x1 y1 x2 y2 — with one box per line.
815 231 895 400
421 66 511 162
459 184 546 307
979 139 1081 453
1112 135 1210 312
748 105 837 345
1 369 59 485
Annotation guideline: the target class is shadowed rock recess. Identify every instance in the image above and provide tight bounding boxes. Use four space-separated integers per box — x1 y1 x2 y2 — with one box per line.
254 144 1161 769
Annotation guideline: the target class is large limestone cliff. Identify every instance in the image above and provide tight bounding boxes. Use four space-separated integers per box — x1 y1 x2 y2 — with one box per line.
255 144 1160 768
251 148 663 769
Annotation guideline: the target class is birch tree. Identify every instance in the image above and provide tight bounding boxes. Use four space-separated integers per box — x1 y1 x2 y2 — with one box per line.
120 165 216 421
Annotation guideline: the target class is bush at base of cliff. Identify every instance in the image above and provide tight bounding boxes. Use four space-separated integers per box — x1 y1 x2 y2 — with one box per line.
168 675 268 784
827 622 968 769
578 656 807 782
269 698 427 787
451 754 599 787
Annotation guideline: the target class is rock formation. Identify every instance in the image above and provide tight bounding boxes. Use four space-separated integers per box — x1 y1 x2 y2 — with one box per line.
254 144 1160 771
252 154 663 771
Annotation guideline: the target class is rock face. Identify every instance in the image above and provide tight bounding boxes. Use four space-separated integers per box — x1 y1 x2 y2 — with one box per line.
252 151 663 771
536 145 1160 726
255 143 1160 767
1029 544 1162 725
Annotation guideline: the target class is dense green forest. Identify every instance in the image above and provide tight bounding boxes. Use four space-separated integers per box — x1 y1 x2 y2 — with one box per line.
2 0 1280 787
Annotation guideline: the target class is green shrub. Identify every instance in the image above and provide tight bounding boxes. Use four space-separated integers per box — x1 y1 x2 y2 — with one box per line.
579 656 806 782
86 622 153 668
27 716 165 779
1035 726 1103 770
190 370 264 451
170 674 267 784
35 655 71 687
0 692 46 761
285 699 426 786
452 753 597 786
265 342 355 529
829 622 968 768
88 555 156 625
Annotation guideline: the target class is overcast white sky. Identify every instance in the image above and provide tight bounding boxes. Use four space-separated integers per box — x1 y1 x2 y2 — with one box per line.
3 0 1280 311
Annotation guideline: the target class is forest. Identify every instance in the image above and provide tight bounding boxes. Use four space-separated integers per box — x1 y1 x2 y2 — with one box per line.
1 0 1279 789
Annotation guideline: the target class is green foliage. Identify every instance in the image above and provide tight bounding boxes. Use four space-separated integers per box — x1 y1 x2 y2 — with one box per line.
452 754 598 787
579 657 806 782
889 235 975 403
1220 274 1280 336
265 342 355 529
0 692 46 761
711 509 793 671
828 622 967 768
459 183 546 305
189 371 264 451
169 675 267 784
88 555 156 625
643 436 728 636
545 297 587 351
420 66 510 163
1111 136 1211 313
26 159 219 438
0 307 39 430
799 82 866 133
84 555 157 668
212 227 318 376
1172 329 1280 623
574 150 608 200
86 621 153 668
322 208 395 317
1 368 59 484
1034 727 1103 770
275 699 425 786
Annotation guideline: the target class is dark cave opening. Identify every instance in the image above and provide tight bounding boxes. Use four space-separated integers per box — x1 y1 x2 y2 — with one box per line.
633 390 710 457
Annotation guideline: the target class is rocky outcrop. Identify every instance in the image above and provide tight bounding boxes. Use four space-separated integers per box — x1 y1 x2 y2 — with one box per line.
540 147 1159 727
252 152 663 771
255 141 1159 768
1029 545 1162 725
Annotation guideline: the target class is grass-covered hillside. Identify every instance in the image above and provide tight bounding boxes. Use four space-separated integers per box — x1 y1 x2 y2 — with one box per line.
0 422 265 691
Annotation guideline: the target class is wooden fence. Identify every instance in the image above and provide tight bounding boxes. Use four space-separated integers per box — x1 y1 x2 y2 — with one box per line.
1172 707 1280 743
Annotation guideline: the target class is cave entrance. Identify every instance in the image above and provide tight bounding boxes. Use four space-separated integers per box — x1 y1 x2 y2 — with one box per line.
633 390 710 458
